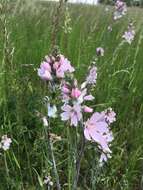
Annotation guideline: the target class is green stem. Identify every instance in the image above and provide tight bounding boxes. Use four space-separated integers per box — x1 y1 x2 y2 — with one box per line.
72 124 86 190
45 119 61 190
4 152 9 178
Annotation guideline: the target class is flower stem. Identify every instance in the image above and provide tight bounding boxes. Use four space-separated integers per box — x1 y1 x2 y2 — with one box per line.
46 120 61 190
73 126 86 190
49 138 61 190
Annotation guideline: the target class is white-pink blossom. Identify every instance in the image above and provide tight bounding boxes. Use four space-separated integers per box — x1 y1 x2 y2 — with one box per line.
38 61 52 81
114 0 127 20
122 24 135 44
0 135 12 151
96 47 104 56
102 108 116 124
61 104 82 127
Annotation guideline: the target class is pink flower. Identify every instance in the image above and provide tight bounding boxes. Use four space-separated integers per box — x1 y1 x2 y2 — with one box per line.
86 66 97 85
96 47 104 56
61 82 71 103
84 112 113 153
71 88 81 98
77 88 94 104
83 106 93 113
61 104 82 127
54 55 75 78
62 84 70 94
38 61 52 81
84 95 95 101
102 108 116 124
61 81 94 105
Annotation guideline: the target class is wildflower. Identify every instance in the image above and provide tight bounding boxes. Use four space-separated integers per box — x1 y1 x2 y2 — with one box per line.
114 0 127 20
0 135 12 151
61 104 82 127
47 104 57 118
61 81 94 104
53 55 75 78
38 54 74 81
76 88 94 104
84 112 113 153
62 83 70 94
96 47 104 56
43 176 53 186
86 66 97 85
102 108 116 124
38 61 52 81
122 24 135 44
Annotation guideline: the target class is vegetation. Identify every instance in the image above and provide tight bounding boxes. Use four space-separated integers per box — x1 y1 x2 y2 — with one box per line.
0 1 143 189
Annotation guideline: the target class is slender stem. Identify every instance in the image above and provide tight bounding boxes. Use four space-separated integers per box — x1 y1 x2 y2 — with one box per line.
73 125 86 190
49 139 61 190
46 120 61 190
4 152 9 178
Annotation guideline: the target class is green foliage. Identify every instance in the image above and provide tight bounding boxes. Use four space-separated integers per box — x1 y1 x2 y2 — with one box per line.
0 1 143 189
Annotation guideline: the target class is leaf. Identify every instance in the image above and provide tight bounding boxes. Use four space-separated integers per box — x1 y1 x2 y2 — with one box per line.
32 168 43 187
12 152 21 169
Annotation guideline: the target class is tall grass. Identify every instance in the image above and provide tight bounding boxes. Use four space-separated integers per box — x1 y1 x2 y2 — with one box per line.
0 0 143 189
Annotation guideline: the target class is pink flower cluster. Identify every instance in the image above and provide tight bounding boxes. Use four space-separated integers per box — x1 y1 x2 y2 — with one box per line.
38 53 116 165
114 0 127 20
38 54 74 81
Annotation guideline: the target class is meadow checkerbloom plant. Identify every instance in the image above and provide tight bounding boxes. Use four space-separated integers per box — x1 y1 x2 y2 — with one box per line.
37 50 116 189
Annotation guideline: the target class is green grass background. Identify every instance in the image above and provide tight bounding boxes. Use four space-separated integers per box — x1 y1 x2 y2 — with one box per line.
0 1 143 189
